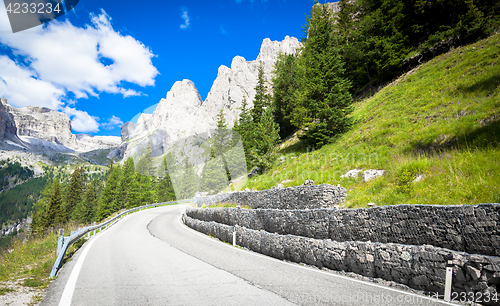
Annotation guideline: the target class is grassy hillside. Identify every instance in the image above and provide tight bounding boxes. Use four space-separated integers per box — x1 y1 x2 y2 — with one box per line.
245 33 500 207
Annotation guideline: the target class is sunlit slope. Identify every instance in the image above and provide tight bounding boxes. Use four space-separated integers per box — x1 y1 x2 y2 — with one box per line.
245 33 500 207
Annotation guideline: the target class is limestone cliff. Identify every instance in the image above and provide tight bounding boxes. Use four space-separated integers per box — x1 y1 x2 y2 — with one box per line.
0 98 23 146
6 103 77 147
114 36 302 161
0 98 120 154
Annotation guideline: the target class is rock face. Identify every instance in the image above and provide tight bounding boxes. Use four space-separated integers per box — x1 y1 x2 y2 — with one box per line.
201 35 301 126
0 98 120 153
6 103 77 148
0 98 23 146
362 169 385 182
114 36 302 161
341 169 362 179
0 98 7 141
73 134 122 152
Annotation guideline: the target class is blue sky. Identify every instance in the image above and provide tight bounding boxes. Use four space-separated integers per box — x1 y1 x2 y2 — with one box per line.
0 0 318 136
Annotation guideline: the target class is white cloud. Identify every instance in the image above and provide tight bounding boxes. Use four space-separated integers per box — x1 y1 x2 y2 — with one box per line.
0 9 158 111
0 56 64 109
63 107 100 133
180 9 190 29
101 115 123 130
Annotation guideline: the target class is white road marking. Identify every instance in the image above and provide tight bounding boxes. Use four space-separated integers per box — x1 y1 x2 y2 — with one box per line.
58 230 104 306
57 205 176 306
178 212 459 306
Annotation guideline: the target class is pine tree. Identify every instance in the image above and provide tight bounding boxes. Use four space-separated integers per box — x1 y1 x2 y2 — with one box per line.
233 96 254 167
212 109 232 156
96 165 120 221
136 142 154 177
45 180 64 227
251 63 272 123
73 179 99 224
272 52 299 139
31 180 55 233
136 142 154 203
118 157 135 209
223 131 247 182
249 108 281 170
294 1 354 148
211 109 233 181
127 172 142 208
177 158 199 199
200 156 228 194
154 157 176 202
140 175 153 205
65 167 86 222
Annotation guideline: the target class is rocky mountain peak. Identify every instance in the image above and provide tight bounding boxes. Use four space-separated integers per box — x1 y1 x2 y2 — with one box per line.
26 105 53 114
256 36 300 63
7 103 76 147
0 98 120 155
112 36 302 161
166 79 202 106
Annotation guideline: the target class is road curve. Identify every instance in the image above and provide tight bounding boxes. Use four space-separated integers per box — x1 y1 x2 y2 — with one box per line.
42 204 458 306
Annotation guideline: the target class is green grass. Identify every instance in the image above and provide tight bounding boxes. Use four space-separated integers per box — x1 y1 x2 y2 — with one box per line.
244 33 500 207
22 278 43 288
0 287 15 295
205 202 253 209
0 233 58 288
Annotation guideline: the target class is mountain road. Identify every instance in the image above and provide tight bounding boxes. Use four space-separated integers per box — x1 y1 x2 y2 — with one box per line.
41 204 458 306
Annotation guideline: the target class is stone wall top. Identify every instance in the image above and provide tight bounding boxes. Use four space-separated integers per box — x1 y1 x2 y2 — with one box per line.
192 184 347 210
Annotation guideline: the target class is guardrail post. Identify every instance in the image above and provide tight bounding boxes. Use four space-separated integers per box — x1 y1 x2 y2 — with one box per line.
233 225 237 247
444 254 453 301
56 229 64 256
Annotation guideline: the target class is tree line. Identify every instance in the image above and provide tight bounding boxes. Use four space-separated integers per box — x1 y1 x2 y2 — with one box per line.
0 160 34 191
31 155 176 233
28 0 499 232
236 0 498 162
234 1 354 163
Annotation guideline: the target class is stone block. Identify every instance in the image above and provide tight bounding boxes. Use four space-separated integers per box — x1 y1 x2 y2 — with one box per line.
284 235 303 263
410 275 429 287
466 265 481 281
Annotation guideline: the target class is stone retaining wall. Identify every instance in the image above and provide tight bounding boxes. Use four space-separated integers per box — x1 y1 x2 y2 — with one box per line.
183 214 500 305
186 204 500 256
192 184 347 210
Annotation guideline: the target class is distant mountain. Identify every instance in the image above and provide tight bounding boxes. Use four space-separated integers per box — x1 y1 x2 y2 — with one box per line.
0 97 121 167
111 36 302 162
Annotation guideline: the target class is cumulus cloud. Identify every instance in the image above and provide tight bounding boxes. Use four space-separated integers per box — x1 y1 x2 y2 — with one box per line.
101 115 124 130
0 10 158 101
0 9 159 134
180 8 190 29
0 56 64 109
63 107 100 133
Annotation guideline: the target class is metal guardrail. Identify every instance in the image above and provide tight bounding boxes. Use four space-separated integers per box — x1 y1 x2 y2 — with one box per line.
49 199 191 277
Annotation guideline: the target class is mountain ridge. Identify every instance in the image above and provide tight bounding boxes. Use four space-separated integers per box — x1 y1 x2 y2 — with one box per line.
112 36 302 162
0 98 121 169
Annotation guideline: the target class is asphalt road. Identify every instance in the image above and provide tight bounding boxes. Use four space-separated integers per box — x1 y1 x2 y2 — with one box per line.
41 204 458 306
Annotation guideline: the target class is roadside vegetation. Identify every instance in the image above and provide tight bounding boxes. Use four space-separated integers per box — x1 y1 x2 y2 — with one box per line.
1 1 498 299
0 232 57 303
201 202 252 209
230 0 500 208
30 154 176 235
244 33 500 207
